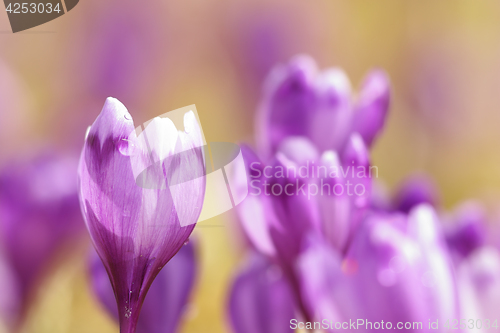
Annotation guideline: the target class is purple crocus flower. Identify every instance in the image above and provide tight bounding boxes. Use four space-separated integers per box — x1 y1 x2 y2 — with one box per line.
445 202 486 259
0 153 84 319
299 205 459 332
232 55 391 326
393 174 440 213
228 252 296 333
235 139 321 321
237 139 322 268
90 241 197 333
78 98 205 333
257 55 390 158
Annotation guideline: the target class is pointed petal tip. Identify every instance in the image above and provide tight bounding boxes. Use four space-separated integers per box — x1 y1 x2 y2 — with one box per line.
320 150 341 168
319 67 352 96
102 97 133 122
289 54 318 74
264 54 317 95
183 110 204 147
343 132 369 166
88 97 135 144
361 69 391 103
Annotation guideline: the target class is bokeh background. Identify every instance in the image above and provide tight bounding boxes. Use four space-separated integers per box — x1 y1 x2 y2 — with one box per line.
1 0 500 332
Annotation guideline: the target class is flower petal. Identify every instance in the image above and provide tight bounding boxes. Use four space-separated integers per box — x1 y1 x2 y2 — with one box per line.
351 70 390 147
228 253 296 333
90 242 197 333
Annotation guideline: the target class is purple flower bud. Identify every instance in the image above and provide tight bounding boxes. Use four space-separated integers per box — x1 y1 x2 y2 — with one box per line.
351 70 390 148
236 142 321 268
258 56 391 158
0 153 84 311
309 68 352 152
228 253 296 333
393 174 440 213
78 98 205 333
299 205 459 330
446 202 486 258
257 55 317 159
267 141 322 270
90 241 197 333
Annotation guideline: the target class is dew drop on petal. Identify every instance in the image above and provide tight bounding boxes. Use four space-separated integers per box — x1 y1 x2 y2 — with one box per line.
124 113 132 121
184 239 190 246
118 138 135 156
124 307 132 318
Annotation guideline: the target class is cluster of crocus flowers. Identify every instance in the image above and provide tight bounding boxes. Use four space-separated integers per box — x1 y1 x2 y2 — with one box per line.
78 98 206 333
229 55 500 332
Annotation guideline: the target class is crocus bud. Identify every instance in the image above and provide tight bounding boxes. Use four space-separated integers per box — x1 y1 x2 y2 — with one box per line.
78 98 205 333
236 141 321 269
351 70 390 148
228 253 296 333
393 174 440 213
299 205 459 332
257 55 317 158
310 68 352 152
267 141 321 271
445 201 486 258
258 56 391 157
90 241 197 333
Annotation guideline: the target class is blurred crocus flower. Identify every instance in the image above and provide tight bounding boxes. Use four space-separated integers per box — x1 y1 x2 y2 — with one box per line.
237 138 322 269
91 241 197 333
78 98 205 333
0 153 84 319
299 205 459 332
445 202 487 259
257 55 390 158
393 174 440 214
232 56 388 324
237 132 372 263
228 252 296 333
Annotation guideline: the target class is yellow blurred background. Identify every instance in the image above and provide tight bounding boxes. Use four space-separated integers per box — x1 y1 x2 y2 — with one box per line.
2 0 500 332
